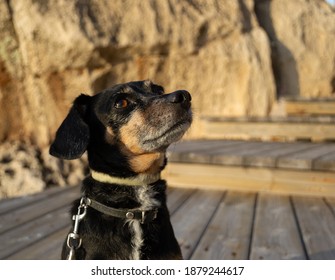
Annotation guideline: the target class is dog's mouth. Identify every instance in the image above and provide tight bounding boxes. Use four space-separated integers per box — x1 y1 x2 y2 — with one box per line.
142 115 192 151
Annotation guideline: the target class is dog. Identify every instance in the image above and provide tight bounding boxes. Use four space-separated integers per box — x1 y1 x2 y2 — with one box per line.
49 80 192 260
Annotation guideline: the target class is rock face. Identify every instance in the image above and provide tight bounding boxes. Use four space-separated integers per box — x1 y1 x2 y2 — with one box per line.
0 0 277 146
0 142 44 198
0 0 334 197
255 0 335 99
0 142 87 198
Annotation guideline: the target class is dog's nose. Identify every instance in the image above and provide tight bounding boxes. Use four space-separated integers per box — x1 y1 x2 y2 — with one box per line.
166 90 191 107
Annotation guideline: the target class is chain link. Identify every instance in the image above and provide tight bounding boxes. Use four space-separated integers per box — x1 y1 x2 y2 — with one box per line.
66 197 87 260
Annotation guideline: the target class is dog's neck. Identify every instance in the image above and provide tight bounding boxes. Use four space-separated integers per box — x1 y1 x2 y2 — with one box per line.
90 169 161 186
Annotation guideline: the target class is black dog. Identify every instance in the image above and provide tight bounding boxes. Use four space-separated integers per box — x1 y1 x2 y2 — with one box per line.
50 80 192 260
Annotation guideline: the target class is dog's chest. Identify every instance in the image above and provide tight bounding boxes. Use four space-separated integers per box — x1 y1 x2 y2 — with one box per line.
127 185 161 260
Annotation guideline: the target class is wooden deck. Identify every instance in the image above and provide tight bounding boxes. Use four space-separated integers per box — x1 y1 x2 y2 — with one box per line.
1 139 335 260
164 140 335 197
1 185 335 260
284 98 335 116
201 116 335 142
200 99 335 142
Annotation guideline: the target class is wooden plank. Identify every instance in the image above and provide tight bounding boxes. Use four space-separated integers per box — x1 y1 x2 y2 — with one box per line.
166 187 195 215
167 140 242 162
168 140 240 152
0 206 70 259
285 100 335 116
243 142 317 168
325 197 335 214
191 192 255 260
210 141 286 166
277 144 335 170
6 227 68 260
172 141 257 164
292 197 335 259
313 151 335 171
163 163 335 197
171 190 224 259
0 186 79 234
0 187 71 215
202 119 335 141
250 194 306 260
169 140 335 171
203 116 335 123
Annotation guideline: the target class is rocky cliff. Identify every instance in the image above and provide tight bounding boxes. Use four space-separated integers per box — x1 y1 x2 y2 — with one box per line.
255 0 335 99
0 0 334 197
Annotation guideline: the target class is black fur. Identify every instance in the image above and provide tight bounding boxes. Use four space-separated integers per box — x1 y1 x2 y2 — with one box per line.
50 80 192 260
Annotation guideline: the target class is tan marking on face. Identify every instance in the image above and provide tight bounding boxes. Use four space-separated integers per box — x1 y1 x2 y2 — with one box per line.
119 110 147 154
128 153 165 174
105 126 115 144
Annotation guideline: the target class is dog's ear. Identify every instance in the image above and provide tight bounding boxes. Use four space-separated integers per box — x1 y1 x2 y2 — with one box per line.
50 94 91 159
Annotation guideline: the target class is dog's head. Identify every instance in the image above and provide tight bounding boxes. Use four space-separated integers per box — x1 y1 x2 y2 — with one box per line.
50 80 192 177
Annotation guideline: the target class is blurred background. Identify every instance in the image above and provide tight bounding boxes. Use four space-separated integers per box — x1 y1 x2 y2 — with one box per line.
0 0 334 198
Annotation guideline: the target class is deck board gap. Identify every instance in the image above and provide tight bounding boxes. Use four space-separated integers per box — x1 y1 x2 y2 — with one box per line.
188 191 227 259
323 198 335 219
0 203 72 236
168 188 197 215
0 187 74 215
289 196 309 260
247 193 258 260
5 224 70 260
274 145 324 168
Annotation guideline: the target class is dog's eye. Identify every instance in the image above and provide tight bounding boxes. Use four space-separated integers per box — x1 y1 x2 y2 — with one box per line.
115 99 129 109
